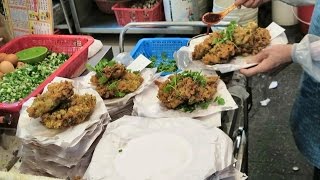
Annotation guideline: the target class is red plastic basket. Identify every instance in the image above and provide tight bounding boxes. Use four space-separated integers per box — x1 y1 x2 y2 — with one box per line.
94 0 116 14
0 35 94 116
112 0 164 26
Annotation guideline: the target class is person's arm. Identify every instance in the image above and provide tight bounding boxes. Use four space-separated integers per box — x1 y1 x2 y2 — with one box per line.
240 35 320 82
292 34 320 81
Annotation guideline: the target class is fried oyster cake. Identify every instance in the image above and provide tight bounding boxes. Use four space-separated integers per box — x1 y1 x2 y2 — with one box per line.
41 94 96 129
192 21 271 65
90 60 144 99
27 81 74 118
27 81 97 129
156 71 220 112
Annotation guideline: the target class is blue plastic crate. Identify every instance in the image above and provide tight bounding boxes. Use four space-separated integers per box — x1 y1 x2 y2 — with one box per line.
130 38 190 75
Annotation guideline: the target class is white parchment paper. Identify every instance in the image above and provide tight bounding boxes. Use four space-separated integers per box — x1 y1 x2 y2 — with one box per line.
133 75 238 118
16 77 110 149
84 116 234 180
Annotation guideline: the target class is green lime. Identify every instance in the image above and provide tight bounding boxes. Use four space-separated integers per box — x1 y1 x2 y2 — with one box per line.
16 46 48 64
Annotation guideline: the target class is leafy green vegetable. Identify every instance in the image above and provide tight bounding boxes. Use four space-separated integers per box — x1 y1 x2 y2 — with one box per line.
147 56 157 68
107 81 118 90
86 59 117 84
161 52 168 60
147 53 178 73
212 21 237 45
180 71 206 87
0 53 69 103
214 96 225 105
115 91 126 98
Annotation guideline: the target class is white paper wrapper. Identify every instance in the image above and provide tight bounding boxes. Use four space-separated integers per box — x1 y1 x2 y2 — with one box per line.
19 118 106 167
175 22 288 73
133 75 238 118
16 77 110 149
84 116 234 180
198 112 222 128
20 147 93 179
75 68 158 107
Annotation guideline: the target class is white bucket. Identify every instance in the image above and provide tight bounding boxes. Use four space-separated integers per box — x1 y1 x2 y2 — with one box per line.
211 0 258 30
163 0 209 21
272 0 298 26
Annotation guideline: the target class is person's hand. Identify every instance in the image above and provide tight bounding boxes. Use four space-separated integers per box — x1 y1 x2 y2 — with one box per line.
240 44 293 76
234 0 266 8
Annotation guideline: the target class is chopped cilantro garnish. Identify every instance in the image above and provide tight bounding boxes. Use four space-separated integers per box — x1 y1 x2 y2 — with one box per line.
214 96 225 105
115 91 126 98
163 71 206 94
86 59 117 84
212 21 237 45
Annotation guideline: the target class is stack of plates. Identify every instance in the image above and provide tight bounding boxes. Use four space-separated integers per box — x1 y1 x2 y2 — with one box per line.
16 77 111 178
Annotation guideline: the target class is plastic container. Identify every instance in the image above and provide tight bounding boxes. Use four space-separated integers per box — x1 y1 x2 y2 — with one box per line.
112 0 164 26
94 0 116 14
131 38 189 60
130 38 189 75
0 35 94 115
272 0 298 26
297 5 314 34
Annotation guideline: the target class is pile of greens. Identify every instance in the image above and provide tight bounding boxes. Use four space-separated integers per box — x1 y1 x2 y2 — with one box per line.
0 53 69 103
147 52 178 73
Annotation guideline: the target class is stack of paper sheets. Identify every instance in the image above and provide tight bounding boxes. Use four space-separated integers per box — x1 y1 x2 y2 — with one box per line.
15 77 111 179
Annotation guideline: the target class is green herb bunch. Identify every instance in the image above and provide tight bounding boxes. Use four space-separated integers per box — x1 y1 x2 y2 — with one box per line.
147 52 178 73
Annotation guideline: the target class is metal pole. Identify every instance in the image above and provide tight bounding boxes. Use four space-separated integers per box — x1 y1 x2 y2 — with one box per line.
119 21 229 52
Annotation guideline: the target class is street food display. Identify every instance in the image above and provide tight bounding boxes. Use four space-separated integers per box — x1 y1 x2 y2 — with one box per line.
2 30 269 179
192 21 271 65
